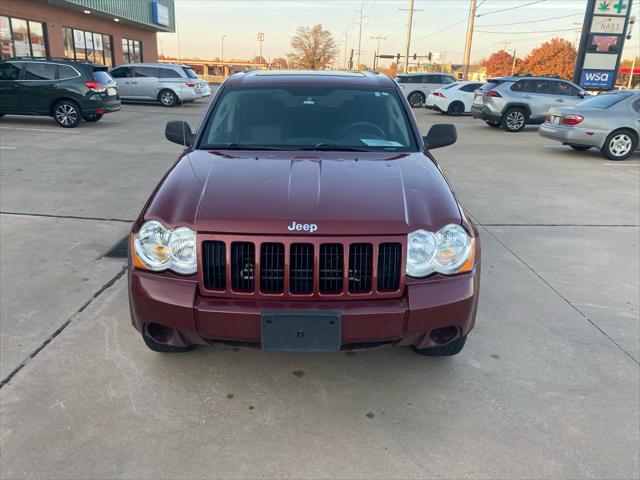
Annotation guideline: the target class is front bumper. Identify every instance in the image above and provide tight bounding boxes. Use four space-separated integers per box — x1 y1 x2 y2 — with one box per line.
471 104 501 122
128 263 481 350
538 123 606 148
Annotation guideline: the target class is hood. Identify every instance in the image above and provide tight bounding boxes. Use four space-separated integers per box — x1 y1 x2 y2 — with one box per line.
144 150 462 235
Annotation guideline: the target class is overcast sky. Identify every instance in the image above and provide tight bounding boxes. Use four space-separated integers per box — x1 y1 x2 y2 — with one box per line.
158 0 640 66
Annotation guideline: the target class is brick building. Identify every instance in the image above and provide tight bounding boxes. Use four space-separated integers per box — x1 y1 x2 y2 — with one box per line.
0 0 175 67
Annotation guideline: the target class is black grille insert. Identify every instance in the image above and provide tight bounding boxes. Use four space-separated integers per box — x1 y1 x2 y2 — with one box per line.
231 242 255 292
290 243 314 294
377 243 402 291
260 243 285 293
202 241 226 290
319 244 344 294
349 243 372 293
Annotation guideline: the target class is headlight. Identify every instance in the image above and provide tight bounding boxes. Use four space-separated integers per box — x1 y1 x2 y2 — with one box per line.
406 224 474 277
133 220 197 275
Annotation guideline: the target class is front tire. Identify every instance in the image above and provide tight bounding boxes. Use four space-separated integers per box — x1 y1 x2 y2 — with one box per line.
502 107 527 132
601 130 637 161
53 100 81 128
448 101 465 116
158 89 178 107
408 91 425 108
412 335 467 356
83 113 103 122
143 335 195 353
569 145 591 151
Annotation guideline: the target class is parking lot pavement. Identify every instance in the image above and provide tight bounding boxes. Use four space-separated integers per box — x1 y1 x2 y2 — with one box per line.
1 103 639 479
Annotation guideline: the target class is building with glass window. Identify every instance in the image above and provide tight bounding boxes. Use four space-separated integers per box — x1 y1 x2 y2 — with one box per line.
1 0 174 67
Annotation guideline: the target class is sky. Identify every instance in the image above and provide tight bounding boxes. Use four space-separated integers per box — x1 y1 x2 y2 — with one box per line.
158 0 640 67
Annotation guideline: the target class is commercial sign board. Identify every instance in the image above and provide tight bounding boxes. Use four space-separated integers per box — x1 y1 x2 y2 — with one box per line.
152 0 170 27
573 0 634 90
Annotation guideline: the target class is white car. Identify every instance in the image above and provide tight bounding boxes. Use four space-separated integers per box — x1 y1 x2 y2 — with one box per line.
428 81 485 115
396 73 456 108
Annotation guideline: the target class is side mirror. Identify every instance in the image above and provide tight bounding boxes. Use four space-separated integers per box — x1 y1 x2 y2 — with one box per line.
165 121 194 146
423 124 457 150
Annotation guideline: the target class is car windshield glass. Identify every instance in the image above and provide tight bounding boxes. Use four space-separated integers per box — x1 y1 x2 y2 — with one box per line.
182 67 198 78
200 86 418 152
577 92 631 109
93 70 113 83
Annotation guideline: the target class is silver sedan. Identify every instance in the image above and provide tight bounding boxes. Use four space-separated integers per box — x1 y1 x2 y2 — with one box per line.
539 90 639 160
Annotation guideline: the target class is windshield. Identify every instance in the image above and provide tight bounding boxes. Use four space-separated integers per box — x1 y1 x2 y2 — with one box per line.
577 92 632 109
182 67 198 79
200 86 418 152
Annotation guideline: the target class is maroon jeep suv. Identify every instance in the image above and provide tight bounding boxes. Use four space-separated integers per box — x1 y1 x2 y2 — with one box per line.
128 70 480 356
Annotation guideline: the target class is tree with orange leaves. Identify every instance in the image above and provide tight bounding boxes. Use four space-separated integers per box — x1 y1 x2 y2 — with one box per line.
518 38 576 79
482 50 519 77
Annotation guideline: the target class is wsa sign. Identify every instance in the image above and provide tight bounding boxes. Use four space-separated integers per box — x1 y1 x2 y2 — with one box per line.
580 69 615 89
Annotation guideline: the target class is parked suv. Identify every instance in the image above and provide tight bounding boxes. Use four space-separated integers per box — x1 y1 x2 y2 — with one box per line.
110 63 209 107
0 57 120 128
396 72 456 108
471 76 587 132
128 70 480 357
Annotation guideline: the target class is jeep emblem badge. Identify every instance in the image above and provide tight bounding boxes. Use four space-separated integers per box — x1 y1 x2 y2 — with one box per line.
288 221 318 233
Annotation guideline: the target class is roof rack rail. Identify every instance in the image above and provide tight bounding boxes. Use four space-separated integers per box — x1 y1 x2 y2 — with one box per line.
8 56 94 63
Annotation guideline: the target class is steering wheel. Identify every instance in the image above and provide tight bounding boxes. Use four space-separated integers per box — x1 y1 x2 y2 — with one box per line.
339 121 386 140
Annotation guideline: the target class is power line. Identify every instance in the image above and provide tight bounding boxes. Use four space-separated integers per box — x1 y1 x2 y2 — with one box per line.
476 27 581 34
476 0 546 18
477 12 583 28
413 18 468 42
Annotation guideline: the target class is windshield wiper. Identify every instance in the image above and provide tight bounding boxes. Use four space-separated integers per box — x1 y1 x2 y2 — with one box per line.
206 143 289 151
299 143 369 152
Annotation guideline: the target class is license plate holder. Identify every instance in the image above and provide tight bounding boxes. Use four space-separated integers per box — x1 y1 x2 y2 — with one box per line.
261 311 341 352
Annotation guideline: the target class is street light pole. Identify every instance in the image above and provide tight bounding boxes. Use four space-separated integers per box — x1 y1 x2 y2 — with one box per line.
404 0 415 74
462 0 477 80
221 34 226 76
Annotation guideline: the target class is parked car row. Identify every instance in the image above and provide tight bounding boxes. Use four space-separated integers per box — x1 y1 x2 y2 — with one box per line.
415 72 638 161
0 57 211 128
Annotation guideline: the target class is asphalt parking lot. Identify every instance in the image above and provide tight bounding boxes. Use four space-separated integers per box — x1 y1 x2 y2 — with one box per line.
1 97 639 479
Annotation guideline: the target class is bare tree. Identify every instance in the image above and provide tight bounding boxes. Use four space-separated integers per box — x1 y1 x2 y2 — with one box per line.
289 25 338 70
271 57 288 69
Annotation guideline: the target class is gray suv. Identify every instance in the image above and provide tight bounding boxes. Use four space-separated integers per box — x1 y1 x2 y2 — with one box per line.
471 76 587 132
110 63 210 107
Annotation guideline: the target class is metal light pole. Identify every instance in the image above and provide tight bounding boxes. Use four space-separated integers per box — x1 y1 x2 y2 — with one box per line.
221 34 226 76
629 55 637 89
404 0 415 74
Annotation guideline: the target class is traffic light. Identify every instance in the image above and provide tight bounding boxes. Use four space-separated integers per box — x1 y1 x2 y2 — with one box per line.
428 52 432 61
413 53 417 60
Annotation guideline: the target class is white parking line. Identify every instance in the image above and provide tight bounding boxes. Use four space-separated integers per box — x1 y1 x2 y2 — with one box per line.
0 146 17 150
603 163 639 166
0 126 67 133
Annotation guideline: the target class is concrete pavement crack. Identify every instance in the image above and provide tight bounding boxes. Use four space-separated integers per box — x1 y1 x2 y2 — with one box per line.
479 224 639 366
0 266 128 389
1 211 134 224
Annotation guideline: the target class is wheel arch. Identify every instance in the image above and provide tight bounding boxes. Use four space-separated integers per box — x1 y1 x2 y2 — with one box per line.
600 127 639 150
49 97 81 117
501 102 532 117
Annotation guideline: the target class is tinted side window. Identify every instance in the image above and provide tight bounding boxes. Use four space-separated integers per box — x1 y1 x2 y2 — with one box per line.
549 81 579 96
159 68 180 78
518 80 549 94
441 76 455 84
460 83 482 92
0 62 22 81
93 70 113 83
423 75 439 84
57 65 78 80
133 66 159 78
23 62 57 80
633 99 640 113
110 67 131 78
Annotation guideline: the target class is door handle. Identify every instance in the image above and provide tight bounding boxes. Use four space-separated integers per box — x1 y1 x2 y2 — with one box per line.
556 98 565 102
124 81 130 84
523 95 531 98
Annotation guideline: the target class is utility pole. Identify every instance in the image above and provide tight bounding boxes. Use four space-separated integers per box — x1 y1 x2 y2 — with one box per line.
629 55 637 89
511 48 517 75
400 0 421 74
356 3 364 69
258 32 264 66
371 35 386 69
462 0 477 80
343 31 349 70
221 34 226 76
